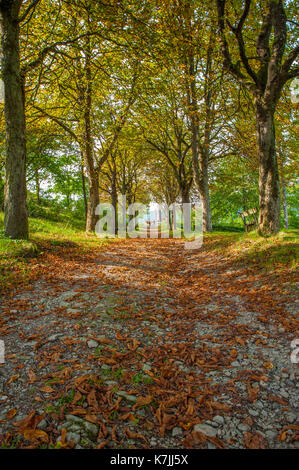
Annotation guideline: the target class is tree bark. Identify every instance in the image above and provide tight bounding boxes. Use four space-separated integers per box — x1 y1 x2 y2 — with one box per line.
191 141 212 232
198 151 212 232
86 171 99 232
181 186 190 204
83 28 99 233
186 48 212 232
110 161 118 235
80 155 88 221
256 102 281 235
181 185 191 236
216 0 298 235
0 2 29 239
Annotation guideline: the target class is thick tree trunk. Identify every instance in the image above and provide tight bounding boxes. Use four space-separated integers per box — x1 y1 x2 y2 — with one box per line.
111 184 118 235
1 5 28 239
256 103 281 235
168 210 172 233
82 26 99 233
181 186 191 236
110 155 118 234
186 50 213 233
86 172 99 232
181 186 190 204
81 144 99 233
193 149 212 232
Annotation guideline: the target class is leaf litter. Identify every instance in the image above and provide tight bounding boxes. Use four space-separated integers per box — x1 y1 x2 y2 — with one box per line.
0 238 298 449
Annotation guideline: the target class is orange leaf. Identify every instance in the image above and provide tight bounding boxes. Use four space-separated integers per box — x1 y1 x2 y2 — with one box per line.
85 414 99 424
7 374 19 385
134 395 152 408
125 428 148 442
244 432 267 449
39 386 55 393
6 408 17 420
87 389 98 408
28 368 37 383
210 401 231 411
23 429 49 443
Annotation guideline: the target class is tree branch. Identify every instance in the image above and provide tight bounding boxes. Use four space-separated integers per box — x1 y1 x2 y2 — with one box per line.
32 105 78 142
18 0 41 23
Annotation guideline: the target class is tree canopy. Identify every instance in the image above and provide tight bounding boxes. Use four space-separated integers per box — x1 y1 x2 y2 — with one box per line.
0 0 298 237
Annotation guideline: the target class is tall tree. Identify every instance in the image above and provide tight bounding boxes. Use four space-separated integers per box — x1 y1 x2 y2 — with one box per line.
216 0 298 235
0 0 39 239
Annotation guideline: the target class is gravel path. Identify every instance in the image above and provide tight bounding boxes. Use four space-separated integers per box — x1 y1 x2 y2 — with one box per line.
0 239 298 449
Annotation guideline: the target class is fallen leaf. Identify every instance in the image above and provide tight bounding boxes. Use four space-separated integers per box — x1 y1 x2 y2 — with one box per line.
244 432 267 449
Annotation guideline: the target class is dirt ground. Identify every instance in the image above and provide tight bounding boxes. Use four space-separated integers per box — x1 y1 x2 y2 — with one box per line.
0 238 298 449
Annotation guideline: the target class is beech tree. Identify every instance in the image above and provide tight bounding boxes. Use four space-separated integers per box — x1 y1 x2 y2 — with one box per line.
0 0 39 239
216 0 298 235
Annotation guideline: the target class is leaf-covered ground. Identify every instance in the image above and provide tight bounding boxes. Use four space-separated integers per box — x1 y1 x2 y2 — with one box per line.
0 236 298 449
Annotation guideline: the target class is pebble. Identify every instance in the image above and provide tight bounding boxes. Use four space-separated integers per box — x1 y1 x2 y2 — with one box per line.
172 427 183 437
37 419 48 430
47 334 61 342
84 421 98 438
265 430 277 439
66 432 81 444
116 391 137 402
194 423 217 437
87 340 99 348
213 415 224 425
286 412 297 424
237 423 249 432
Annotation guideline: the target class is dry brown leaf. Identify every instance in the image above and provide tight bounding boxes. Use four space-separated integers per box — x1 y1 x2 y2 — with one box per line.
125 428 148 442
7 374 20 385
28 368 37 383
23 429 49 443
39 385 55 393
134 395 153 408
244 432 267 449
6 408 17 420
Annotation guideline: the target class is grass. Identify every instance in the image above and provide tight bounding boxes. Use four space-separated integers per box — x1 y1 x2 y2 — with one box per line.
203 228 299 271
0 211 298 292
0 212 109 292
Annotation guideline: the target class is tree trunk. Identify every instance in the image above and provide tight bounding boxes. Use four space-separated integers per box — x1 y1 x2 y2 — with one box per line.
83 23 99 233
181 186 191 236
168 209 172 234
282 179 288 229
194 148 212 232
86 172 99 232
256 103 281 235
1 4 28 239
186 51 212 233
111 181 118 235
80 157 88 222
181 186 190 204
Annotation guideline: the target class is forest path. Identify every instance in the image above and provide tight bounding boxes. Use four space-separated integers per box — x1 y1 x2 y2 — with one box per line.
0 238 298 449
